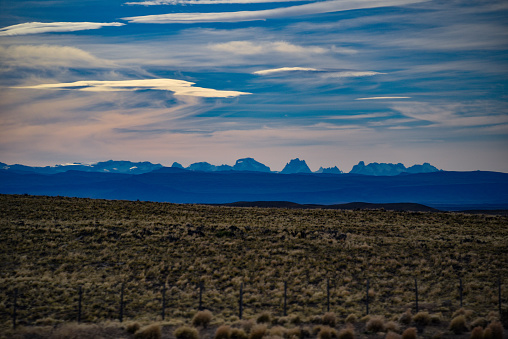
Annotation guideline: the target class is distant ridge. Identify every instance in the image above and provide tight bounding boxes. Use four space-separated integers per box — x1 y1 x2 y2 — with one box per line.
217 201 440 212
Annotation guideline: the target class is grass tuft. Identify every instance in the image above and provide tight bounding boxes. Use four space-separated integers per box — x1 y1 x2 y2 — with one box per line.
134 324 162 339
366 316 385 333
175 325 199 339
449 315 468 334
401 327 417 339
192 310 213 328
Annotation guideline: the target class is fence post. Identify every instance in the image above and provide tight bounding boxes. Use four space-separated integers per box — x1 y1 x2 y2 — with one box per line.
459 278 463 308
119 283 125 322
283 281 287 317
78 286 83 323
12 288 17 329
327 278 330 312
366 279 369 315
239 282 243 320
499 277 502 317
415 279 419 313
162 285 166 321
199 281 203 311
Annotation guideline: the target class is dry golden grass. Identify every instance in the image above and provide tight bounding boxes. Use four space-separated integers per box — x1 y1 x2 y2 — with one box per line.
0 194 507 334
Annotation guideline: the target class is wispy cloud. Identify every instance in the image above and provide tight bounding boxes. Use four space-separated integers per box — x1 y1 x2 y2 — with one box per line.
14 79 251 98
0 22 125 36
124 0 428 23
126 0 308 5
0 45 116 69
253 67 319 75
209 41 326 55
356 96 411 100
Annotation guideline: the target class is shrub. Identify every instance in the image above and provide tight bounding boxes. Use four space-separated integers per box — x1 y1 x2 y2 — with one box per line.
470 326 483 339
413 312 431 327
290 315 303 325
193 310 213 328
317 326 338 339
231 328 249 339
470 317 488 329
366 316 385 333
237 319 255 333
401 327 417 339
322 312 336 327
286 327 301 339
126 322 141 334
134 324 162 339
484 327 494 339
269 326 286 338
486 321 504 339
345 314 357 324
257 312 271 324
175 326 199 339
449 315 468 334
249 324 267 339
215 325 232 339
386 331 402 339
385 320 400 333
398 310 412 325
337 326 355 339
452 308 474 320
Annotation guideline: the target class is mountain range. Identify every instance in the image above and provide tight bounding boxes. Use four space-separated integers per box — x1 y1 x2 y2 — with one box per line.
0 158 440 176
1 165 507 211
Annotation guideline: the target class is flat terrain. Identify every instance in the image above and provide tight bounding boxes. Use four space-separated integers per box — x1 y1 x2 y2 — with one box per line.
0 194 507 338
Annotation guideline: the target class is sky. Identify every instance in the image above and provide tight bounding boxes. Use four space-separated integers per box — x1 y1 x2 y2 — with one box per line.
0 0 507 173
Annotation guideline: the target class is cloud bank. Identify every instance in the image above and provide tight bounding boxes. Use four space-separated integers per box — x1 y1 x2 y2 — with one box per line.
0 22 125 36
14 79 251 98
124 0 428 23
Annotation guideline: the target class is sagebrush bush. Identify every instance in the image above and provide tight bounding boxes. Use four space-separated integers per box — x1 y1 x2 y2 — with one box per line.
322 312 336 327
413 312 430 326
337 326 355 339
470 317 488 328
398 310 412 325
449 315 468 334
318 326 338 339
134 324 162 339
452 308 474 320
401 327 417 339
215 325 232 339
193 310 213 328
470 326 483 339
366 316 385 333
231 328 248 339
175 326 199 339
249 324 267 339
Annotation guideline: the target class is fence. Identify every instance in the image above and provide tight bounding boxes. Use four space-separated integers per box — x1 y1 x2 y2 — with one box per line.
3 275 504 329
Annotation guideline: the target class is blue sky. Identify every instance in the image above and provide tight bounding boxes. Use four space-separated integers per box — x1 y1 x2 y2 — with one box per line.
0 0 507 172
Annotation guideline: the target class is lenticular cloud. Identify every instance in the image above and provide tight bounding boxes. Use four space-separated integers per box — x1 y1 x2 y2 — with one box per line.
0 22 125 36
15 79 251 98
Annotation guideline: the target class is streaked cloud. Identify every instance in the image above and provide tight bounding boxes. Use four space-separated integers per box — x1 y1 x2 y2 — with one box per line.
124 0 428 23
356 96 411 100
0 22 124 36
14 79 251 98
126 0 308 5
323 71 384 78
0 45 116 69
209 41 326 55
253 67 319 75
